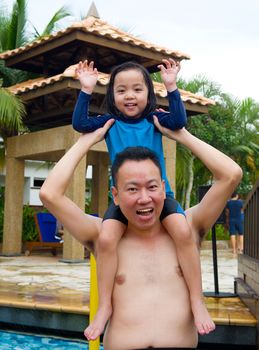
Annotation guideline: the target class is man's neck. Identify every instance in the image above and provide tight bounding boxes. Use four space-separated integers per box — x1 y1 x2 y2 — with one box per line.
125 221 163 240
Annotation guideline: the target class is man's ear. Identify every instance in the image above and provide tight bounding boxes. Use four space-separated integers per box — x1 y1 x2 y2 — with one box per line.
111 186 119 205
162 180 166 199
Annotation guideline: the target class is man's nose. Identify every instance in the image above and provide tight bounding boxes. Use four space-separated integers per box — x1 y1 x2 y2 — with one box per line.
137 190 151 204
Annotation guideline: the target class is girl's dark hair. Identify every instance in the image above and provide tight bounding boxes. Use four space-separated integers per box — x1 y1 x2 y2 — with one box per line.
106 61 157 117
112 146 162 187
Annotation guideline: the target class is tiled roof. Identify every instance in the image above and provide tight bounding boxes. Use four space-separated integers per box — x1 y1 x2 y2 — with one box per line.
0 16 190 61
7 64 215 107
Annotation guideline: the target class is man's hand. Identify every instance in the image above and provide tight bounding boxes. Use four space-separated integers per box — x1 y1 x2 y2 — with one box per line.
158 58 180 93
153 115 184 141
78 119 115 147
76 60 98 95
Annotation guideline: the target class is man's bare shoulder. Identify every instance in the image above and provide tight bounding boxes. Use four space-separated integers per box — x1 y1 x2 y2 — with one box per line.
64 213 102 255
185 206 207 244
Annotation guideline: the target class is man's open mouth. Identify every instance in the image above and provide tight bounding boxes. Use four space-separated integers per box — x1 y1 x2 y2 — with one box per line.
136 208 154 216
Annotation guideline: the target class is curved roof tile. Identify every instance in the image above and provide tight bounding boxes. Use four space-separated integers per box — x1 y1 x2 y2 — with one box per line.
0 16 190 61
7 64 215 107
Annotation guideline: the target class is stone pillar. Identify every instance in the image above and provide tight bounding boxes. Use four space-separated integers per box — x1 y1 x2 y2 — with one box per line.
90 153 109 218
61 154 86 262
2 157 25 255
163 137 176 195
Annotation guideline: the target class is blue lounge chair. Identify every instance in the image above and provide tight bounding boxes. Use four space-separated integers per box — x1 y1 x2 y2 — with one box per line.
25 213 63 256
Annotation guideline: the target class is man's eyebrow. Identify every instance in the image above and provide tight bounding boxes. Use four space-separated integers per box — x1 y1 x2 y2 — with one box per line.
124 179 159 186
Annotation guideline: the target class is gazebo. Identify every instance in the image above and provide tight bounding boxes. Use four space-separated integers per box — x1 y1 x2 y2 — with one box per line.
0 5 214 261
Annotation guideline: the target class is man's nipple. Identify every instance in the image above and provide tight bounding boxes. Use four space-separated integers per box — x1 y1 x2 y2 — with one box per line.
115 273 126 285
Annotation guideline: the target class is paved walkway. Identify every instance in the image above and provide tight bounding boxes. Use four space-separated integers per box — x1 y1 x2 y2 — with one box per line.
0 250 257 350
200 248 237 293
0 248 237 294
0 249 256 328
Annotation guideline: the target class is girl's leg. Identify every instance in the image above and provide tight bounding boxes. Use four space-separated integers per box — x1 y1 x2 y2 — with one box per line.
84 219 125 341
162 213 215 335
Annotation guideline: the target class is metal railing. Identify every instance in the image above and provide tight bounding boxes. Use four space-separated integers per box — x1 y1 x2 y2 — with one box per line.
243 179 259 259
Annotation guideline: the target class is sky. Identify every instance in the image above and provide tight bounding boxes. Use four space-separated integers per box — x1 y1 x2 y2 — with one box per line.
4 0 259 102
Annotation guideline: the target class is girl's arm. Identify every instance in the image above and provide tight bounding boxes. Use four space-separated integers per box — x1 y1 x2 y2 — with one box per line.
155 58 187 130
154 89 187 130
72 91 112 132
153 117 243 236
40 119 114 248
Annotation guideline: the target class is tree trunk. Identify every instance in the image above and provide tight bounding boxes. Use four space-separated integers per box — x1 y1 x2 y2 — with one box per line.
185 155 195 210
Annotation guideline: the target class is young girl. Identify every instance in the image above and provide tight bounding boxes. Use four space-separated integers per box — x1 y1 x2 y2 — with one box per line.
72 59 215 340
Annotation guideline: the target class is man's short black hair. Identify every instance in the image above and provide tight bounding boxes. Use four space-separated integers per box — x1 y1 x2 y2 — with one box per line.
112 146 162 187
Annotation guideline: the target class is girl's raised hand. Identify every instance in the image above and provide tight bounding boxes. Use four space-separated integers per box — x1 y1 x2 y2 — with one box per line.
157 58 181 92
76 60 98 94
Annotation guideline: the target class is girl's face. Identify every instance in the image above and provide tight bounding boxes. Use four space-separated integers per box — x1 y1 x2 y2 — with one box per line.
113 69 148 119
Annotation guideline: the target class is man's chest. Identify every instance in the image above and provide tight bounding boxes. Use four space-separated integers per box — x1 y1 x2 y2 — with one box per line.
116 235 180 285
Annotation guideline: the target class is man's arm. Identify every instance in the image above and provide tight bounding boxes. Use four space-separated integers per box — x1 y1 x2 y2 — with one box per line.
40 119 114 249
153 117 243 238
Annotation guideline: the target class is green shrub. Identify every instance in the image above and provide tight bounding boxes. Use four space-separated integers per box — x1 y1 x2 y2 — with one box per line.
22 204 38 242
205 224 230 240
0 187 38 242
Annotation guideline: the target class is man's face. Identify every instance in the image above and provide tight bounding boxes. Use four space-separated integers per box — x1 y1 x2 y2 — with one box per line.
112 159 165 231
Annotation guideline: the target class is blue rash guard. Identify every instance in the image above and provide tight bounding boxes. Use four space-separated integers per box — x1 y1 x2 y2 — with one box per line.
72 89 187 198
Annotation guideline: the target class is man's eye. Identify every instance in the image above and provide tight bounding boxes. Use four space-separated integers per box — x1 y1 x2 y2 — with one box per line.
128 187 137 192
149 185 158 190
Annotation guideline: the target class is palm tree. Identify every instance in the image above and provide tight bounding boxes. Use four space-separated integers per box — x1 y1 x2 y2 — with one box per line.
176 75 222 208
0 0 71 163
229 97 259 192
152 71 224 208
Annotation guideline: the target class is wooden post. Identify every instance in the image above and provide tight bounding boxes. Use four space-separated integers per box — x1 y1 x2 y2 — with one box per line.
2 157 24 255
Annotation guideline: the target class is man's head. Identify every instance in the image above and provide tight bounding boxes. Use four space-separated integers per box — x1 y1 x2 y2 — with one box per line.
112 146 162 186
111 147 165 231
231 191 239 199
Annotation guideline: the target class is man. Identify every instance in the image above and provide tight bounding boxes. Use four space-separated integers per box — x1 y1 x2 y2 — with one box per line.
226 192 244 255
40 118 242 349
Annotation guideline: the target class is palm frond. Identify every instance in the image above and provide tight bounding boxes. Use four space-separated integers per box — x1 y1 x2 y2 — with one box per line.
0 88 26 136
15 0 28 47
37 6 72 38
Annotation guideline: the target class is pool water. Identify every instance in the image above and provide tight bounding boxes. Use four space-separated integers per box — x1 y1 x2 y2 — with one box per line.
0 330 104 349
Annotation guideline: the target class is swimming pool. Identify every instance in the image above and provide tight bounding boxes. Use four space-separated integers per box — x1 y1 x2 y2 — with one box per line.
0 330 104 349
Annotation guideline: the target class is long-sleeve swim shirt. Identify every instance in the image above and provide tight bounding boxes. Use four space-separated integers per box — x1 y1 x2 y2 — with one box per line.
72 89 187 197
